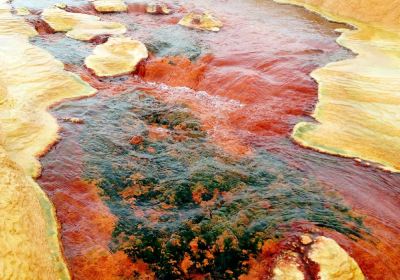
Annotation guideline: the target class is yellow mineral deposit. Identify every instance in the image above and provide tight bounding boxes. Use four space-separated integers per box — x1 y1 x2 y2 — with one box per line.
54 3 67 9
42 8 126 41
309 236 365 280
0 1 96 279
92 0 127 13
274 0 400 172
272 252 304 280
15 7 31 16
85 36 148 77
271 236 365 280
178 12 223 32
0 3 36 35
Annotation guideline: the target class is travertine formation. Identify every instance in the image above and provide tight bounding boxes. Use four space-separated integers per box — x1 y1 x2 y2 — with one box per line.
15 7 30 15
178 12 223 32
42 8 126 41
85 36 148 76
309 236 365 280
273 252 304 280
271 236 365 280
0 1 95 278
92 0 127 13
275 0 400 172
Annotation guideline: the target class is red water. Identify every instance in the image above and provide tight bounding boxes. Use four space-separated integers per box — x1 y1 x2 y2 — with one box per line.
37 0 400 279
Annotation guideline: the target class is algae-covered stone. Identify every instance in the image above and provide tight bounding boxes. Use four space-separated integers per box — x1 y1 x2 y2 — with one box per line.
178 12 222 32
93 0 127 13
30 36 92 65
146 26 202 60
85 36 148 77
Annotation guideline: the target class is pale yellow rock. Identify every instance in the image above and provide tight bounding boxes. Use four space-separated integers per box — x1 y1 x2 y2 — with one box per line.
0 146 67 280
308 236 365 280
54 3 67 9
0 2 96 279
300 234 313 245
178 12 223 32
275 0 400 172
42 7 99 31
42 8 126 41
93 0 127 12
15 7 30 16
273 252 304 280
0 35 96 177
85 36 148 77
0 3 36 36
67 21 126 41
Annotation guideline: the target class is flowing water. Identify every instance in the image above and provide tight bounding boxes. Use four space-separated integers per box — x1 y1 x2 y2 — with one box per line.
28 0 400 279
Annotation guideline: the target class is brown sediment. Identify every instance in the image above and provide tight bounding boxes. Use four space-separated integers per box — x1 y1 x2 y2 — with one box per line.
274 0 400 172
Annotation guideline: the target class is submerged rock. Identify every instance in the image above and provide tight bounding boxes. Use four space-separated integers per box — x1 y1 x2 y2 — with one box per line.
92 0 127 13
85 36 148 77
30 36 92 65
63 117 84 124
41 8 126 41
178 12 222 32
145 26 202 60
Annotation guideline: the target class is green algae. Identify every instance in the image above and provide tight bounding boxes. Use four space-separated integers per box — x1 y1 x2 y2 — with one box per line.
146 26 203 60
30 36 94 65
53 91 365 279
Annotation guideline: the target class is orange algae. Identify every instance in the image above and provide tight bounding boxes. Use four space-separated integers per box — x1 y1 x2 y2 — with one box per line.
51 180 154 280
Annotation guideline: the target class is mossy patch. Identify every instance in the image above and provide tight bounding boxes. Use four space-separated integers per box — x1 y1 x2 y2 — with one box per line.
53 91 365 279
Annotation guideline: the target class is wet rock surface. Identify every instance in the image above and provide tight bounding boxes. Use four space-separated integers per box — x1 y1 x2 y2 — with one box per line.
42 8 126 40
85 36 148 76
179 12 223 32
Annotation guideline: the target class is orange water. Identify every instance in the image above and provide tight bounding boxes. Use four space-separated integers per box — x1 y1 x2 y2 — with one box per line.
36 0 400 279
